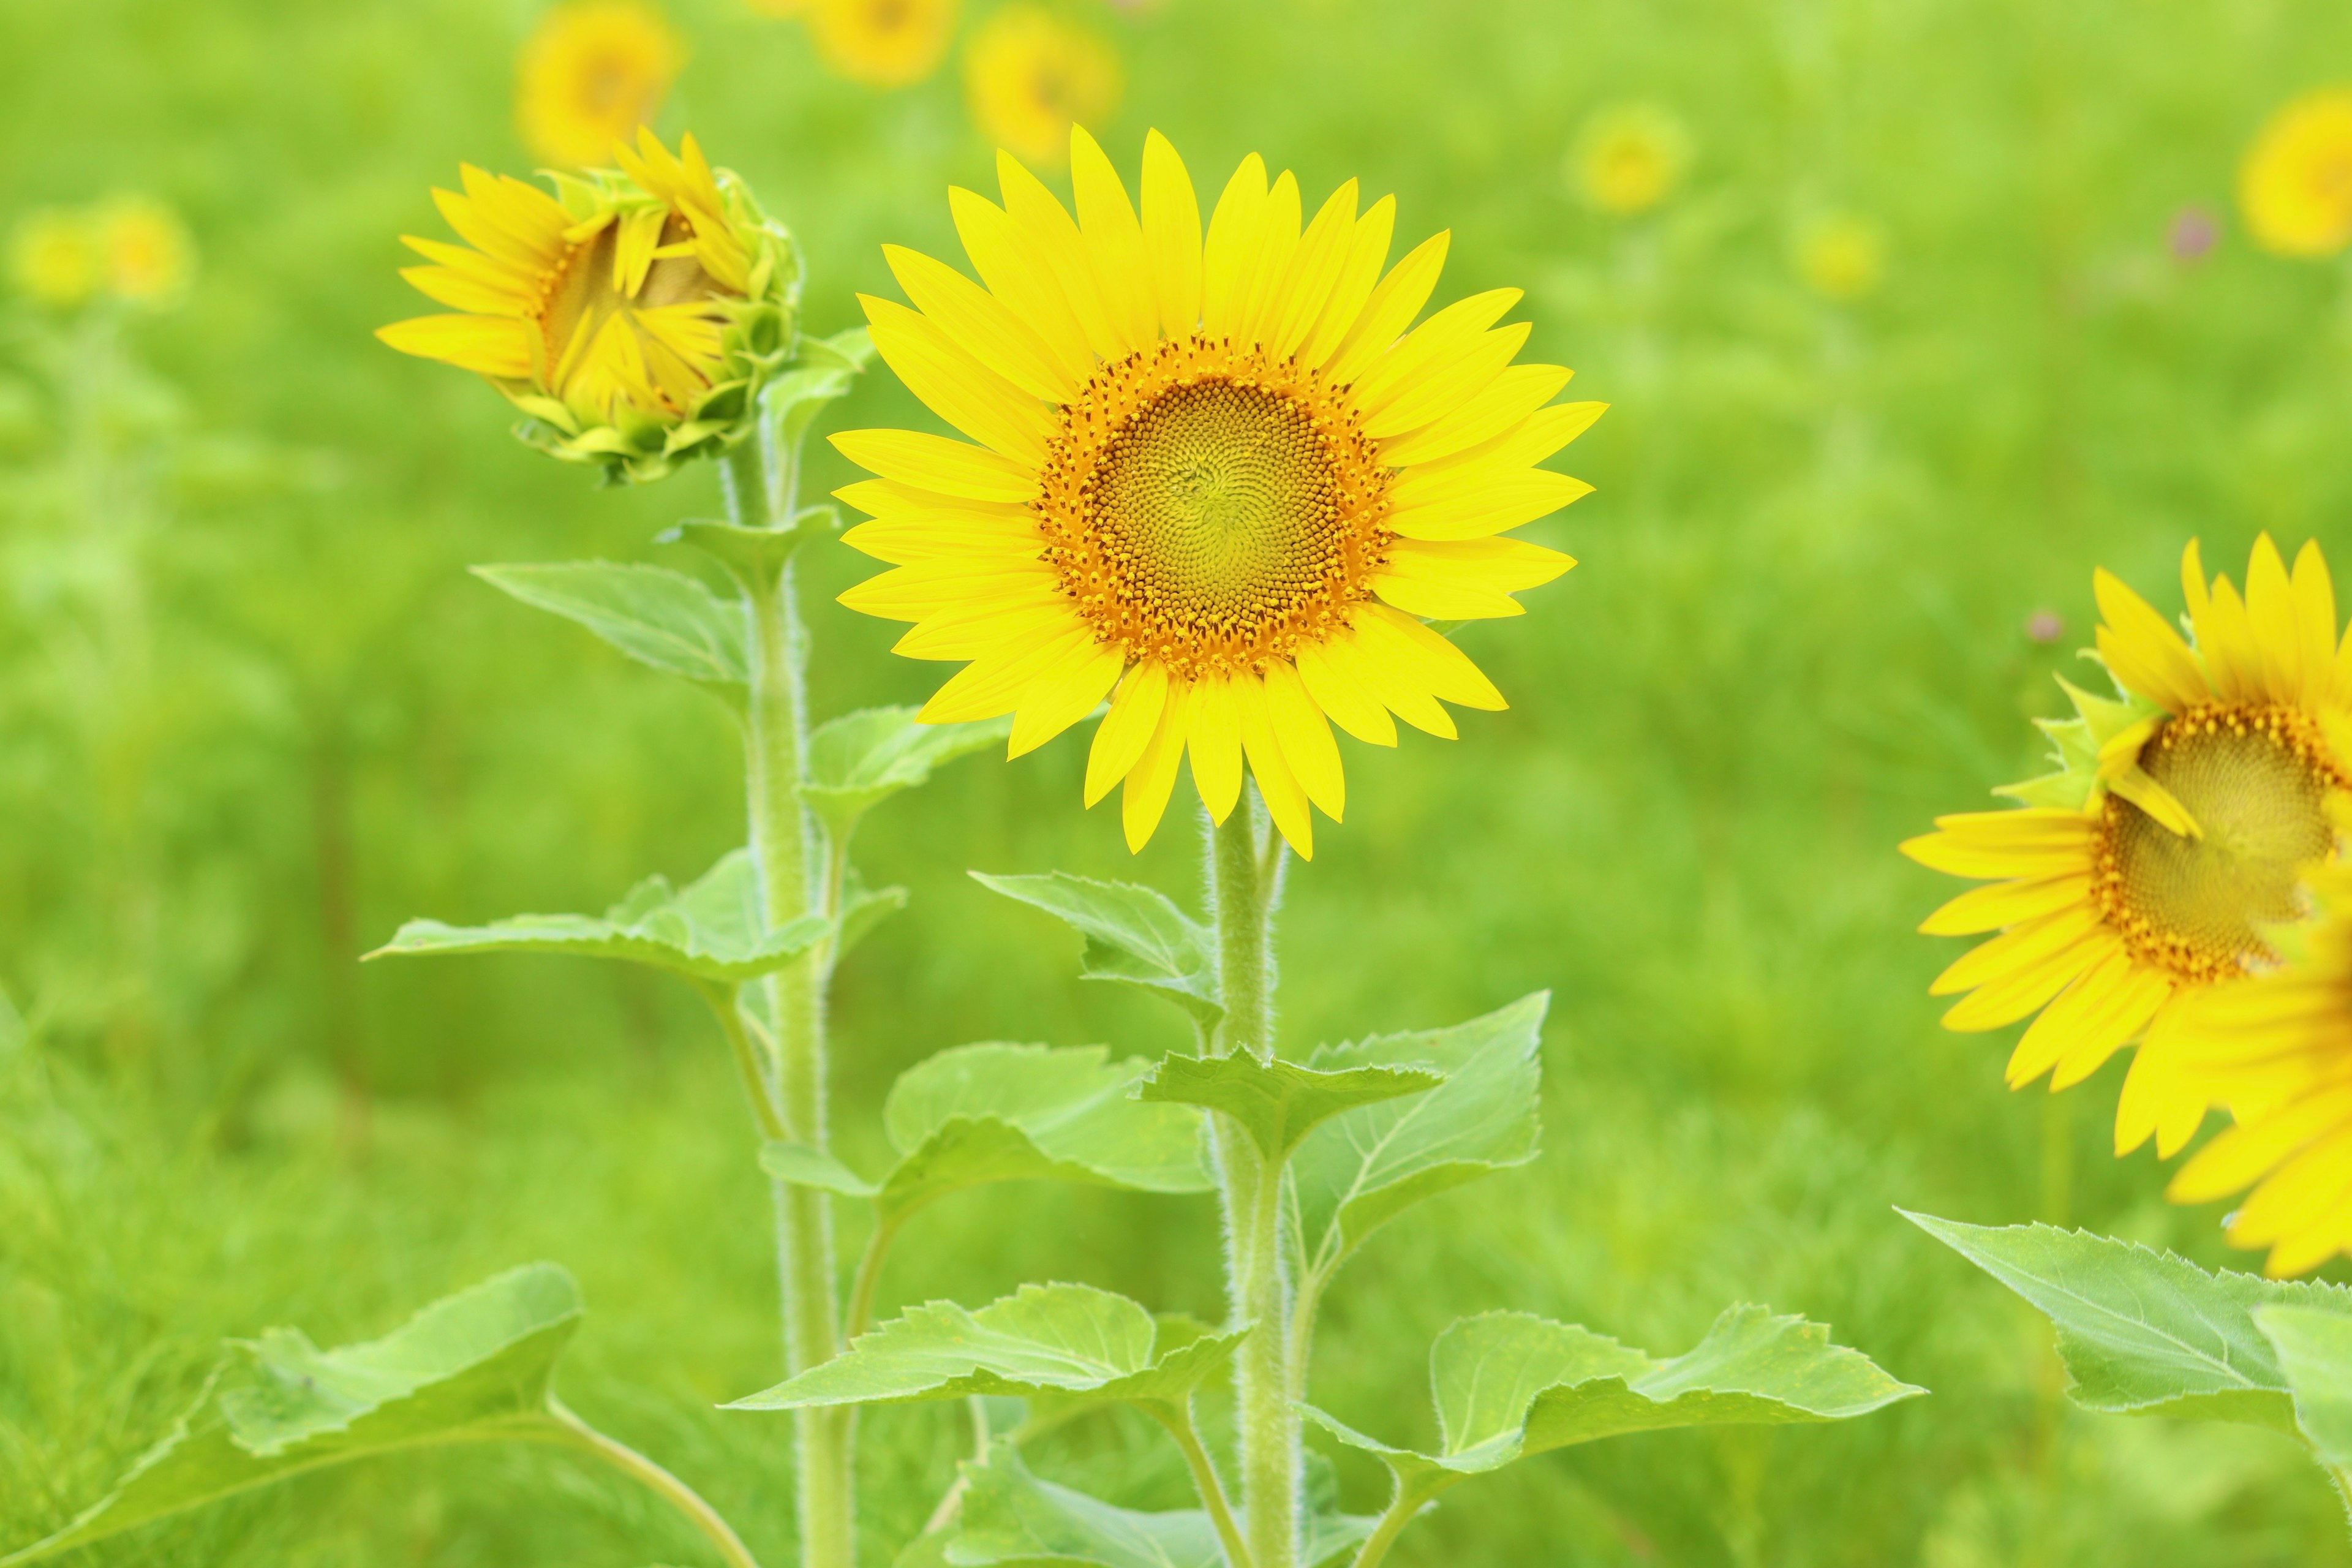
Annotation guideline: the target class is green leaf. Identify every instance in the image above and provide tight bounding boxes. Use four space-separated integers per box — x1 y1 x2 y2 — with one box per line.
805 707 1015 840
472 562 745 685
2255 1305 2352 1464
1304 1305 1920 1493
369 848 829 985
2 1265 581 1566
1905 1212 2352 1431
836 870 910 963
1137 1053 1441 1163
767 326 875 453
760 1142 880 1199
725 1283 1244 1412
970 872 1221 1030
1291 993 1547 1278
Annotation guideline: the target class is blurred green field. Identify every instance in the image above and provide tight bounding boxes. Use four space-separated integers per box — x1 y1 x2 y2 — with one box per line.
10 0 2352 1562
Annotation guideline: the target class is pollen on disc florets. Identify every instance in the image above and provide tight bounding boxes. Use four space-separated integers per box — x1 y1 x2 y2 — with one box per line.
1036 334 1393 683
2095 702 2350 984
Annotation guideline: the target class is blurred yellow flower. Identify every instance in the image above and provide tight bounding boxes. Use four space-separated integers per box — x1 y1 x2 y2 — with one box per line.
10 208 102 309
744 0 810 12
100 197 195 306
1796 213 1885 301
810 0 956 88
378 129 801 483
518 1 685 168
1572 104 1689 216
963 5 1120 167
2240 89 2352 258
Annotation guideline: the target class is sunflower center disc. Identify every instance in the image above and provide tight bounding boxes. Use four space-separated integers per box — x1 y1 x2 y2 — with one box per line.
533 213 725 401
2097 703 2342 982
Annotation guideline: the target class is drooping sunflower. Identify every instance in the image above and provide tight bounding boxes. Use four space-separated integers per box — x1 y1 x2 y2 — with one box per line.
377 129 798 483
517 1 685 169
2240 89 2352 260
809 0 957 88
1903 536 2352 1159
963 5 1121 168
834 129 1597 858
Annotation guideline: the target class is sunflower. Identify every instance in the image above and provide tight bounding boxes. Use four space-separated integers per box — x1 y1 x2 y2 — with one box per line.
833 129 1597 858
98 197 194 306
1795 212 1885 302
377 129 798 483
10 208 102 311
517 1 684 169
963 5 1121 168
1903 536 2352 1159
810 0 956 88
2240 89 2352 259
1572 104 1690 217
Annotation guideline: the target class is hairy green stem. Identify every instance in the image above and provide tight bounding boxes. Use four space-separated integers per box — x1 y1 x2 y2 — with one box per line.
1345 1482 1435 1568
1208 800 1297 1568
695 980 786 1144
725 438 851 1568
1149 1400 1254 1568
548 1398 764 1568
843 1216 899 1346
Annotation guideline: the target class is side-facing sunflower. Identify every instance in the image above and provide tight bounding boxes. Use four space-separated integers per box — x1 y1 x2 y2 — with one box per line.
378 129 797 483
1903 536 2352 1158
833 129 1599 858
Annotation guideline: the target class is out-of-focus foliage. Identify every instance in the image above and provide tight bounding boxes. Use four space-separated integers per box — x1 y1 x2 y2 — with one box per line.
9 0 2352 1564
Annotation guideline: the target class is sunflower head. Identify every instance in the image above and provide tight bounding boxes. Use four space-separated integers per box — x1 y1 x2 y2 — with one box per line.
378 129 799 485
1795 213 1885 302
963 5 1121 168
2241 88 2352 259
98 197 195 307
518 1 685 169
11 208 104 311
1904 535 2352 1163
833 129 1598 860
1572 103 1691 217
810 0 957 88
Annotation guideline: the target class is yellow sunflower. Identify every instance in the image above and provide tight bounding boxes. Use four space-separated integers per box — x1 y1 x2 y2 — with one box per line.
1902 536 2352 1159
98 197 194 306
1795 212 1885 302
377 129 799 483
810 0 956 88
1572 104 1690 217
517 1 684 169
2240 89 2352 260
10 208 102 311
833 129 1598 859
964 5 1121 168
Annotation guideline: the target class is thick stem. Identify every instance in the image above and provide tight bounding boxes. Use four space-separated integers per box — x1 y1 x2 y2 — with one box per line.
1207 801 1297 1568
1148 1400 1254 1568
725 439 852 1568
548 1398 764 1568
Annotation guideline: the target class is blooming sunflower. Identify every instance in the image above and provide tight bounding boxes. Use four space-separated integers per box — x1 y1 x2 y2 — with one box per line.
1903 536 2352 1158
809 0 956 88
2240 89 2352 259
98 197 194 306
963 5 1121 168
1795 213 1885 302
517 1 684 169
377 129 798 483
1572 104 1690 217
10 208 101 310
834 129 1597 859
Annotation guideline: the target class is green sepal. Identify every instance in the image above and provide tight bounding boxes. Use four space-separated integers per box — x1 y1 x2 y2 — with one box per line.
368 848 829 985
1906 1211 2352 1432
1303 1304 1920 1498
1 1265 581 1566
806 707 1016 843
1137 1052 1440 1163
725 1282 1245 1411
971 871 1222 1029
472 561 747 687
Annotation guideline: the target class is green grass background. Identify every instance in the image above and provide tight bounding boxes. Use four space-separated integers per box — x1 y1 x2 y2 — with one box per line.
7 0 2352 1562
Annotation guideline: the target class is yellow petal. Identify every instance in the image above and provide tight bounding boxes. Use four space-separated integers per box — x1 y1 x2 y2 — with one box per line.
1327 623 1455 738
1087 660 1169 806
1297 195 1396 371
861 293 1052 464
1233 170 1303 347
1351 288 1523 417
1930 903 2103 998
1266 179 1360 361
2294 538 2342 710
2246 533 2305 705
398 264 527 316
1379 368 1579 468
949 186 1097 386
919 627 1093 723
1263 658 1344 821
2093 566 2207 714
1140 130 1204 340
1355 605 1506 710
834 477 1032 523
1201 154 1268 340
1068 126 1158 356
1122 679 1194 852
1187 674 1244 823
1008 641 1124 758
841 514 1041 565
998 149 1130 363
1295 638 1397 747
831 429 1039 502
1236 672 1314 859
1386 468 1594 542
2171 1088 2352 1203
376 314 533 377
1938 928 2119 1031
1325 230 1450 386
884 244 1076 404
2005 948 2134 1087
1365 321 1532 439
2048 963 2173 1090
1918 873 2094 936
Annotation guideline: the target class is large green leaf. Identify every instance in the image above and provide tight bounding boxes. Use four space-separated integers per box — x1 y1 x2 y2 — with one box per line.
2 1265 581 1565
369 848 829 985
2255 1305 2352 1465
1138 1053 1441 1163
970 872 1222 1030
1291 993 1547 1279
726 1283 1243 1412
804 707 1014 840
473 562 747 685
1906 1212 2352 1432
835 868 910 963
1305 1305 1920 1495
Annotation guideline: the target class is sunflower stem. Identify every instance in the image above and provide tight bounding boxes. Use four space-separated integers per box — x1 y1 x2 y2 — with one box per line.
1208 797 1298 1568
725 436 853 1568
545 1397 764 1568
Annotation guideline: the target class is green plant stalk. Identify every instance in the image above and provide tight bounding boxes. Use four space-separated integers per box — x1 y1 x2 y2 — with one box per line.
1345 1480 1439 1568
723 437 852 1568
1147 1398 1254 1568
546 1398 765 1568
2331 1465 2352 1537
1208 799 1298 1568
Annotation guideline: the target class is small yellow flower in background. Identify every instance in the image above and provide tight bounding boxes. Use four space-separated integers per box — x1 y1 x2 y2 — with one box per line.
99 198 195 306
377 129 801 483
1904 537 2352 1164
810 0 957 88
1572 103 1689 216
964 6 1121 168
10 208 102 310
1795 212 1885 301
518 1 685 168
834 129 1599 858
2239 89 2352 258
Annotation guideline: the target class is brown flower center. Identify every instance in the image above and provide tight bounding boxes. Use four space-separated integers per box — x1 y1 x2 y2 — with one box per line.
529 212 731 410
